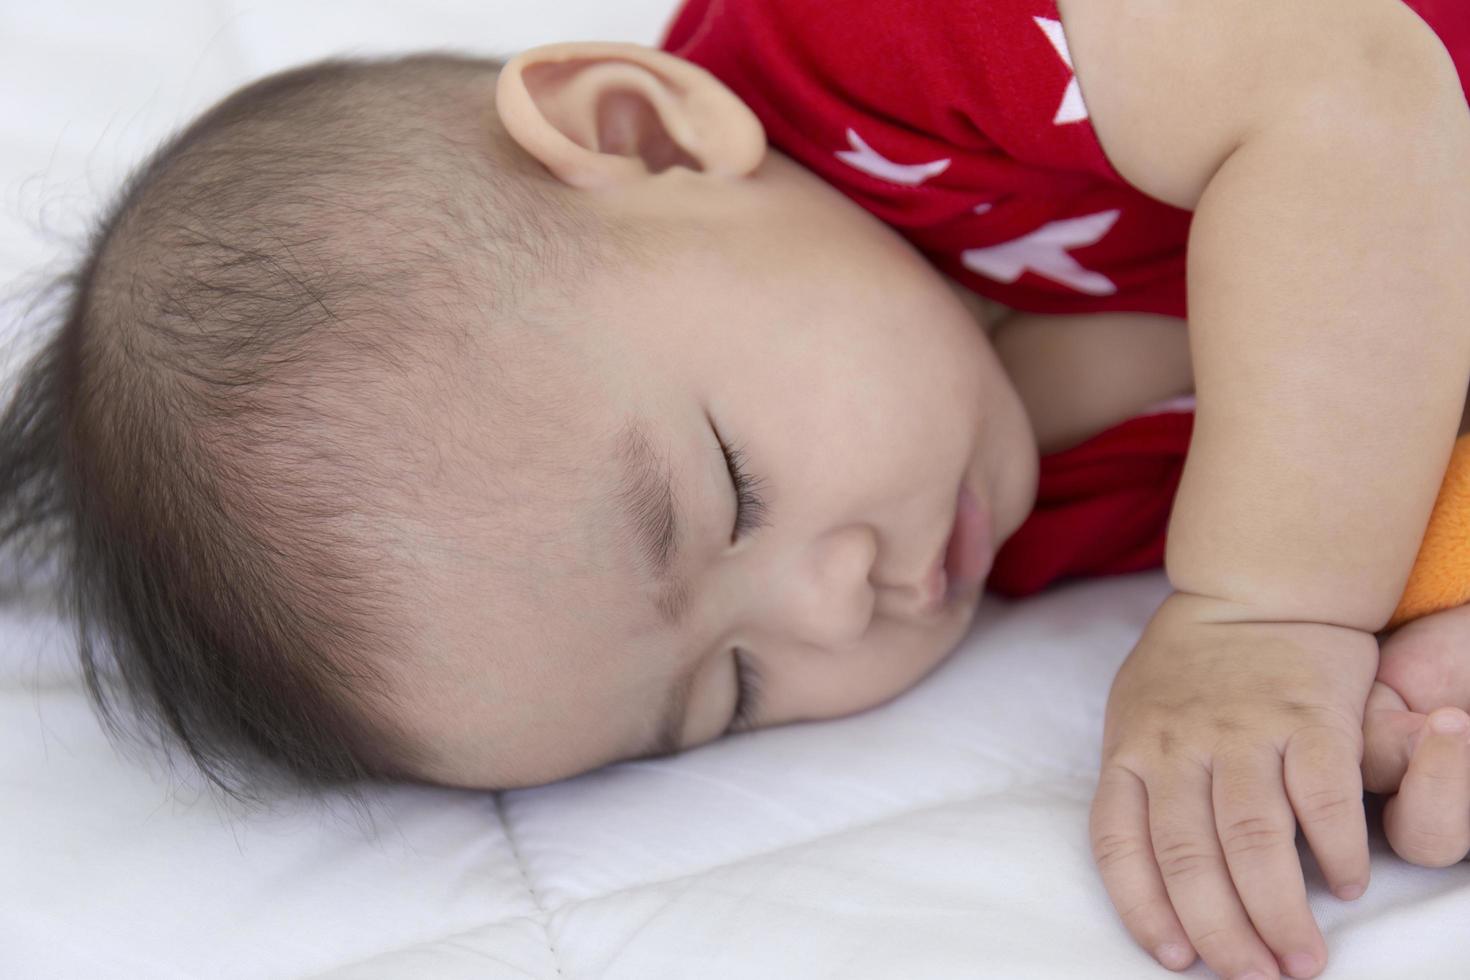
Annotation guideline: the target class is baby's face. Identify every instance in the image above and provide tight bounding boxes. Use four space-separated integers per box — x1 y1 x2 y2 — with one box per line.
379 69 1040 790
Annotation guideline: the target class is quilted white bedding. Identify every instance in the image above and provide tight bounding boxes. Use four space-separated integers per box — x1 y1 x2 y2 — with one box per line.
3 2 1469 978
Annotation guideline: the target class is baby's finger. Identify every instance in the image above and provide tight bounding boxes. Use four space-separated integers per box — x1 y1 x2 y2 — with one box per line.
1089 766 1196 971
1285 723 1370 903
1362 681 1423 794
1150 762 1281 980
1215 745 1327 978
1384 708 1470 868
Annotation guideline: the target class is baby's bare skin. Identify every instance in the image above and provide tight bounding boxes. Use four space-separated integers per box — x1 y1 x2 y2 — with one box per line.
1356 396 1470 862
958 286 1470 872
1364 605 1470 866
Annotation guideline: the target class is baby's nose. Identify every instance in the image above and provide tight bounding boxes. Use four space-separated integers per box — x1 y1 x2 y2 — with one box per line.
776 525 877 648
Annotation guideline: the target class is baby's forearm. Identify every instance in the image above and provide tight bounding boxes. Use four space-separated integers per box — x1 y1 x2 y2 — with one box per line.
1165 64 1470 634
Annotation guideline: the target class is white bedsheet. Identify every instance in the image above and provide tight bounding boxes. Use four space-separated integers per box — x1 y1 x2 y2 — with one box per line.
3 2 1468 977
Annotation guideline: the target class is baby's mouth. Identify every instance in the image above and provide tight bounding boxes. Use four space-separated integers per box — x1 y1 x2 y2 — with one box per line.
943 482 993 603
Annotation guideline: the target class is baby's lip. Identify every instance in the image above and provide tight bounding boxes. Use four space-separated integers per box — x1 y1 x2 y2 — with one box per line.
911 479 989 618
912 549 948 617
942 482 993 604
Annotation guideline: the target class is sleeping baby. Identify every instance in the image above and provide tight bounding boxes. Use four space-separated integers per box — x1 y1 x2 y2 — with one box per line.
1 1 1469 979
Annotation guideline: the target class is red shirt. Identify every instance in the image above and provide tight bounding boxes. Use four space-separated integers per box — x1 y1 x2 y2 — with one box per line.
661 0 1469 597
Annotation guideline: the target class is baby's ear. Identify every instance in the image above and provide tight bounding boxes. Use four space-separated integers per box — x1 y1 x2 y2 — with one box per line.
496 42 765 188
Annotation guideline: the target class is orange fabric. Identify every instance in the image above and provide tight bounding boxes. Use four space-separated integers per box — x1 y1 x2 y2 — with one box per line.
1387 433 1470 631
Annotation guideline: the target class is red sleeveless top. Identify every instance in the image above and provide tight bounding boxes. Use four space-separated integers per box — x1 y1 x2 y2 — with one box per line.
661 0 1469 597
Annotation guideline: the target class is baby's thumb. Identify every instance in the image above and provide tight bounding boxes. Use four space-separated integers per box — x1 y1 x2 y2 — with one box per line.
1362 680 1427 794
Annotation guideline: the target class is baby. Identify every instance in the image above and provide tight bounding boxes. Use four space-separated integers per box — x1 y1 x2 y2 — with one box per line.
0 1 1468 979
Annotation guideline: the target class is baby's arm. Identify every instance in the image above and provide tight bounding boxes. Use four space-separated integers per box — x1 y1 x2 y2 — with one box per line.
944 278 1198 455
944 276 1195 453
1062 0 1470 630
1056 1 1470 976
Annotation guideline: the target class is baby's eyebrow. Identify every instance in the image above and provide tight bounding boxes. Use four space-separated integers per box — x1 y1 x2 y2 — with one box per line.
612 416 694 628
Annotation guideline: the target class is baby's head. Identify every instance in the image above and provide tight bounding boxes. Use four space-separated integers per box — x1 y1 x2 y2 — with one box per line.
0 44 1039 797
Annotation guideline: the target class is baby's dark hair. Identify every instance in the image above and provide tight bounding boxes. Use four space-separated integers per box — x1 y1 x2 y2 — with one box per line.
0 51 599 804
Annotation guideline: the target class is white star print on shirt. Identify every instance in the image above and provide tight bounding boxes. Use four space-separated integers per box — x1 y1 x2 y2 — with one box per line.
1033 16 1088 125
835 128 951 185
961 210 1121 295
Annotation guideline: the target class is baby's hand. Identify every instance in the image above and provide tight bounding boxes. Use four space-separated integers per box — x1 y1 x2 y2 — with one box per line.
1361 607 1470 867
1089 592 1378 980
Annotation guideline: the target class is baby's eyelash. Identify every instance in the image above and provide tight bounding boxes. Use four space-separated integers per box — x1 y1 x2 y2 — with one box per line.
731 648 763 731
719 439 770 540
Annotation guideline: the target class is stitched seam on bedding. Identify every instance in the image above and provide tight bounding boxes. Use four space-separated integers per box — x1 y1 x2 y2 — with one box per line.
496 779 1090 922
494 791 566 978
292 780 1092 965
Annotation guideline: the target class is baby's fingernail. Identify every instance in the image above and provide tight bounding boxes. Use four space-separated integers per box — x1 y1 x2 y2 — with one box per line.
1155 943 1191 969
1283 951 1319 977
1430 709 1470 736
1335 881 1365 900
